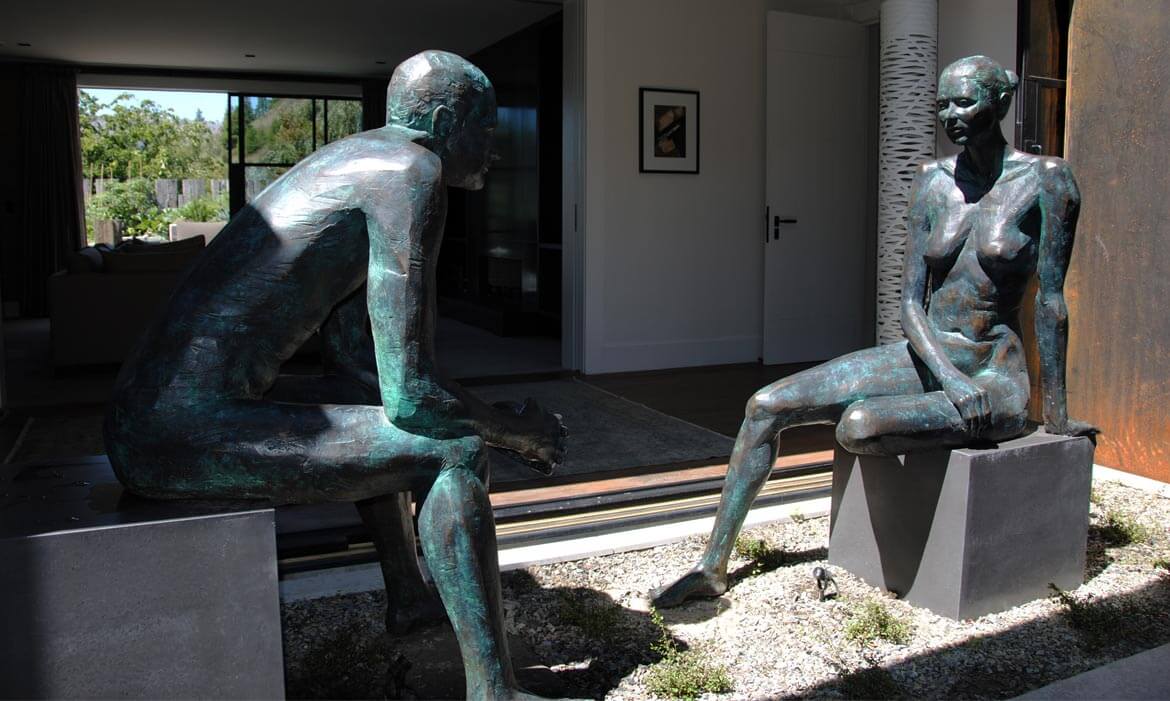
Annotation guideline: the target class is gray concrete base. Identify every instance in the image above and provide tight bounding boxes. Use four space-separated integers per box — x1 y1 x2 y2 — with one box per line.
0 460 284 699
829 431 1093 619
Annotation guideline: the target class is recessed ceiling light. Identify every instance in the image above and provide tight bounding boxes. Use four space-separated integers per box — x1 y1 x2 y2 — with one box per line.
244 53 256 58
17 42 32 47
375 60 386 65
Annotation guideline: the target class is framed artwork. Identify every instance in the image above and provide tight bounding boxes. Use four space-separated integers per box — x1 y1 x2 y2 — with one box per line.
639 88 700 174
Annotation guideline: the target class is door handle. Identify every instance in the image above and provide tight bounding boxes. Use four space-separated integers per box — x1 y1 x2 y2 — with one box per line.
773 216 797 240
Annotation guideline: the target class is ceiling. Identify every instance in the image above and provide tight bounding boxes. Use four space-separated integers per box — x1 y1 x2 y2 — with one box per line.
0 0 561 79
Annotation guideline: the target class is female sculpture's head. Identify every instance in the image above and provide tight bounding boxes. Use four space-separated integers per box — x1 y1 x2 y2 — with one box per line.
936 55 1019 147
386 50 497 190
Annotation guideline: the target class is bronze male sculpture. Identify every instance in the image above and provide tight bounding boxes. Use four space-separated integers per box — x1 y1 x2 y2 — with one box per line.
652 55 1096 608
106 50 566 700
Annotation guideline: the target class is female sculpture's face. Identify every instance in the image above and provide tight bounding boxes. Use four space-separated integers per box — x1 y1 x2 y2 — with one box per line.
936 71 999 146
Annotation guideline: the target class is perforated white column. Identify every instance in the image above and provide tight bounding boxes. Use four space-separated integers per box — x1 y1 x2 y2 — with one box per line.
877 0 937 344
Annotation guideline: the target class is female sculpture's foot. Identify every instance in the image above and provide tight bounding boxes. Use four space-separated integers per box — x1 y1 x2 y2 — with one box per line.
649 567 728 608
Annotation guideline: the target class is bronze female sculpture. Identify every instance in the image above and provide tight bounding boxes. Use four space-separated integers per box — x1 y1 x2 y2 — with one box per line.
652 55 1095 608
106 51 567 699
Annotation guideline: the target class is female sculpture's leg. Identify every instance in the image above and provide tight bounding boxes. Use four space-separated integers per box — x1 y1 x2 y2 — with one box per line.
651 343 927 608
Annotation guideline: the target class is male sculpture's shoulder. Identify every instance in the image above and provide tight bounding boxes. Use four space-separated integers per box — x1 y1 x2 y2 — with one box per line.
322 128 442 188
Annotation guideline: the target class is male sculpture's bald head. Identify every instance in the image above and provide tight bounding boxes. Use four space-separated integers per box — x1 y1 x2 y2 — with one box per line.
386 50 495 132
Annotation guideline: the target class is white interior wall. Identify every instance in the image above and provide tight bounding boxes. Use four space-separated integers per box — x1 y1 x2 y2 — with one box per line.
581 0 772 374
936 0 1018 156
576 0 1017 375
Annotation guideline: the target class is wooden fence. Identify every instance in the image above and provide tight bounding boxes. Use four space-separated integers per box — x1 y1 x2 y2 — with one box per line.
82 177 229 208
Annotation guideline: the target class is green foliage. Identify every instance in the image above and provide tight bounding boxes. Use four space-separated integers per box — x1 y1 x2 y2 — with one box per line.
1097 511 1152 546
167 192 229 223
733 535 788 576
80 91 227 180
557 590 622 642
845 600 910 646
87 179 166 237
1155 558 1170 572
1049 583 1128 648
644 608 732 700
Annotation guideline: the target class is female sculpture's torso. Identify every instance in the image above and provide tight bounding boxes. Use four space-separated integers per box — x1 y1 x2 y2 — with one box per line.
914 151 1071 387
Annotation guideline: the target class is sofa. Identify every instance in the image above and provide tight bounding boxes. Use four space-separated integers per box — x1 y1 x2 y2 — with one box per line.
49 236 206 367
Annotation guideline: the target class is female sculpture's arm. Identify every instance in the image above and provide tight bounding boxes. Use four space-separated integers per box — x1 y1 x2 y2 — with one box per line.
1034 160 1088 435
900 164 992 430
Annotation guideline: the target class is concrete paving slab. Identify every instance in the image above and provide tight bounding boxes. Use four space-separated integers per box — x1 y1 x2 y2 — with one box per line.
1014 643 1170 699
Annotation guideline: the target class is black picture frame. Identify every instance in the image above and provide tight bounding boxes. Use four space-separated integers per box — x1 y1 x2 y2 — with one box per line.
639 87 700 174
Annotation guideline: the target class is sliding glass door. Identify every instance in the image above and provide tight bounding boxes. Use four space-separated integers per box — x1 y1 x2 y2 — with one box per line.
227 94 362 214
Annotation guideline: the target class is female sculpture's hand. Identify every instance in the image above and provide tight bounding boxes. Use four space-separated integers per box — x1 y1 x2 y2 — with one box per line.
1045 418 1101 443
940 371 991 432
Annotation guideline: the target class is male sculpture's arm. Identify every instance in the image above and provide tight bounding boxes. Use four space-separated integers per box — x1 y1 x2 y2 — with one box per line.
1034 161 1093 437
362 155 565 468
900 165 993 432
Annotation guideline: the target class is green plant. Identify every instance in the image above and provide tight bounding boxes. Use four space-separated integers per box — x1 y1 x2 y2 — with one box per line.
733 536 773 561
1048 583 1127 647
166 191 229 223
557 590 622 641
733 536 788 576
845 599 910 646
1097 511 1152 546
86 178 167 237
644 608 732 700
1155 558 1170 572
789 506 807 523
1089 488 1103 505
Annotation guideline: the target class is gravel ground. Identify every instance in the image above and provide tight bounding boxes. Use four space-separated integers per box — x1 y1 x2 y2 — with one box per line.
283 477 1170 699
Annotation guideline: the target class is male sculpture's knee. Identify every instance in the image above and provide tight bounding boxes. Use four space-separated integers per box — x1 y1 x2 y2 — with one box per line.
420 462 491 534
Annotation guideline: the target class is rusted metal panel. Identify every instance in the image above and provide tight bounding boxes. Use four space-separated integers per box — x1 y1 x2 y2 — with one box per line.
1065 0 1170 483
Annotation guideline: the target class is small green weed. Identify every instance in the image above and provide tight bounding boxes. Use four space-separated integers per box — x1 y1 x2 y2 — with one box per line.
644 608 733 700
733 536 774 561
790 507 807 523
1049 583 1128 647
845 599 910 646
1089 488 1103 505
732 535 788 576
557 590 622 641
1097 511 1152 546
1155 558 1170 572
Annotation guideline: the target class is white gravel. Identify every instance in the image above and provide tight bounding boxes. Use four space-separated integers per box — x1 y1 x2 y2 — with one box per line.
283 477 1170 699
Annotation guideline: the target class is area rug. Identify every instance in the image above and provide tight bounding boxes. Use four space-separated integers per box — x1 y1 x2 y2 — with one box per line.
469 378 734 483
5 379 734 482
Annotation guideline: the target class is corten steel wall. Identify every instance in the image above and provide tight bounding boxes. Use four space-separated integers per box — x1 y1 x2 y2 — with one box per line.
1065 0 1170 483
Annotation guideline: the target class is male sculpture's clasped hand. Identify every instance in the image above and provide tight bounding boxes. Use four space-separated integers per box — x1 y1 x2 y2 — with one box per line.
491 398 568 475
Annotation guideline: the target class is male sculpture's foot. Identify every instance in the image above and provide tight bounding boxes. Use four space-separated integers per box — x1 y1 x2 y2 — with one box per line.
649 567 728 608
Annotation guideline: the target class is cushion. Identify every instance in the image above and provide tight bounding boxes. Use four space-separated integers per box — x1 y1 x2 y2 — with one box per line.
65 247 105 274
116 235 205 255
100 247 201 274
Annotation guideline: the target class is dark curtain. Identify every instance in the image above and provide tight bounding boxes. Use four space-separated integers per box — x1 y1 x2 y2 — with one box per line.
5 64 86 318
361 79 387 132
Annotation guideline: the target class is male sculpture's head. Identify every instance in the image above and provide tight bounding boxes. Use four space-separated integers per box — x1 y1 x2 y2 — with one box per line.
387 50 497 190
937 55 1018 147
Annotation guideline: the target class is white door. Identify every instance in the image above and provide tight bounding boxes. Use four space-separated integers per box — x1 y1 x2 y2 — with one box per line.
763 12 869 364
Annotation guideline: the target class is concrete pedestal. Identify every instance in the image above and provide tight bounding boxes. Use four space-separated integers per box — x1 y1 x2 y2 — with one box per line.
829 432 1093 619
0 458 284 699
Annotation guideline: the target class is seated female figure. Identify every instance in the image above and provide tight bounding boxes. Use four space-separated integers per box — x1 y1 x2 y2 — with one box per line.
652 55 1095 608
